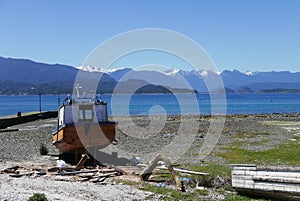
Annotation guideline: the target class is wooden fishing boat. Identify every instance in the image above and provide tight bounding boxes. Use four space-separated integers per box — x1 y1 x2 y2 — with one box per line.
52 95 117 156
231 164 300 200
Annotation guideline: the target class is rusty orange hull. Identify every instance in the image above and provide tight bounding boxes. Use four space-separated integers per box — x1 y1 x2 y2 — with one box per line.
52 122 117 153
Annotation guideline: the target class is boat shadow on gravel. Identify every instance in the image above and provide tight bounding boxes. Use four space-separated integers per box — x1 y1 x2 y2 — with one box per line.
59 151 130 166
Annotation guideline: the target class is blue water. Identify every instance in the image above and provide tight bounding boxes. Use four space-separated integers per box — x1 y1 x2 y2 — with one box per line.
0 95 62 117
0 93 300 117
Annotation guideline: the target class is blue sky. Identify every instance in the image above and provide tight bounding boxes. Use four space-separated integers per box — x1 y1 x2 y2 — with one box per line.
0 0 299 72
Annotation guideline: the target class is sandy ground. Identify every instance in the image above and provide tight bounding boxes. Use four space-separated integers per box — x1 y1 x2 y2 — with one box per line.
0 114 299 200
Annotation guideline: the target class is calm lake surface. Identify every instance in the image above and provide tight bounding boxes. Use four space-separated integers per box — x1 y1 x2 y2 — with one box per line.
0 93 300 117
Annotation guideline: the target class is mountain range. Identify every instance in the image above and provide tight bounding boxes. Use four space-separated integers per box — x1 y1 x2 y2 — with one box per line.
0 56 300 95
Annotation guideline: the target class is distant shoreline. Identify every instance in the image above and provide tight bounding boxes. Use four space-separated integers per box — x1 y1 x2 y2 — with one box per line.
1 112 299 122
1 93 300 117
0 111 57 129
2 91 300 96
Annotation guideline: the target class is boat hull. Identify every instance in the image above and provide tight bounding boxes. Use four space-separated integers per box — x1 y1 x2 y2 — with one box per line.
52 122 117 153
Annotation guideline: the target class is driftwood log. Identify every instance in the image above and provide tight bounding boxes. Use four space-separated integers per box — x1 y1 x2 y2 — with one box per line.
138 164 209 176
3 166 19 173
75 154 90 170
140 153 184 191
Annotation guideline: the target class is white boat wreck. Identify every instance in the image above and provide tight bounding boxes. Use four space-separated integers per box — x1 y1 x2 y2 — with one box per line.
231 164 300 200
52 94 117 161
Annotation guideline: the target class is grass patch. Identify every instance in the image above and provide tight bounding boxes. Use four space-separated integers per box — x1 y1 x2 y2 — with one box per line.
149 171 174 182
186 163 231 178
130 180 266 201
247 139 269 146
262 121 300 126
118 165 265 201
27 193 48 201
119 180 209 200
226 140 247 148
232 132 271 139
185 163 232 188
224 194 269 201
140 183 208 201
219 136 300 165
39 143 48 155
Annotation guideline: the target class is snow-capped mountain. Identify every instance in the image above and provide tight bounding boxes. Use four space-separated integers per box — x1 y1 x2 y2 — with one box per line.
1 56 300 94
244 71 255 76
163 68 181 76
108 68 226 92
77 66 126 74
113 69 189 89
107 67 300 93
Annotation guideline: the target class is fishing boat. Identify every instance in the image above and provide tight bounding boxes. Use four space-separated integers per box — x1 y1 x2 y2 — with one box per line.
52 94 117 160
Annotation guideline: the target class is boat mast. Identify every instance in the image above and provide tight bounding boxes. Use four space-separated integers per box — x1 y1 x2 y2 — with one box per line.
75 83 82 98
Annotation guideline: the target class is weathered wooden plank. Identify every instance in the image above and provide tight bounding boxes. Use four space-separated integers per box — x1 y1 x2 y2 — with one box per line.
231 164 257 167
55 169 98 176
232 166 257 171
232 170 249 175
255 171 300 179
138 164 208 175
9 171 34 178
232 175 254 181
231 164 300 200
3 166 20 174
253 182 300 192
75 154 89 170
173 167 209 175
257 166 300 172
232 180 255 188
98 168 124 174
253 176 300 184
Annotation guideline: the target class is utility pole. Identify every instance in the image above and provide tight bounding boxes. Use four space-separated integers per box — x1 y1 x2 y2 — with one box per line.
38 91 42 113
58 94 60 108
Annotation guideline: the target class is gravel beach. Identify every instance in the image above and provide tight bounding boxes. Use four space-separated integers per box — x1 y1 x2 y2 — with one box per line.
0 113 299 200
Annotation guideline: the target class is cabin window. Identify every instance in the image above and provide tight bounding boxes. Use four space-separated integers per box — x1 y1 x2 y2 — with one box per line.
85 110 93 120
78 106 94 121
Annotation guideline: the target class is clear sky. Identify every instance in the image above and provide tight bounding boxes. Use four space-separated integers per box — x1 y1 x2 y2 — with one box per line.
0 0 300 72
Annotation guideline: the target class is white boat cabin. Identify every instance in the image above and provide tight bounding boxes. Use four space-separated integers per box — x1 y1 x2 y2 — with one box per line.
58 96 108 127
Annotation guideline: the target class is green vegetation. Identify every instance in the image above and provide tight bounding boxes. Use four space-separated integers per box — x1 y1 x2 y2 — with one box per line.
39 143 48 155
224 194 269 201
219 136 300 165
124 121 300 200
140 182 209 201
232 132 271 138
120 180 206 200
263 121 300 126
122 180 268 201
119 163 271 200
186 163 231 178
27 193 48 201
248 139 269 146
185 163 232 188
